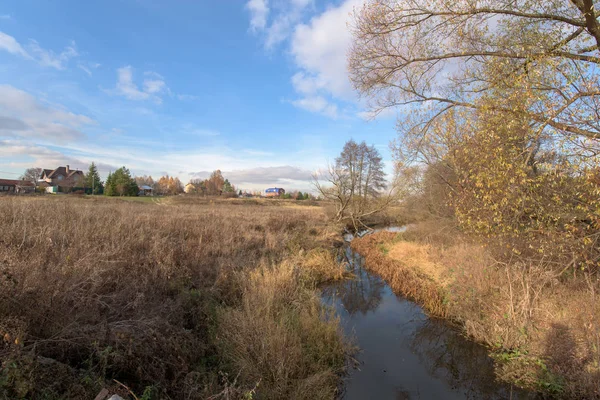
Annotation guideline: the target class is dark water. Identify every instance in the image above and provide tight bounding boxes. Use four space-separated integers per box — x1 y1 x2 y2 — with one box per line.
322 236 533 400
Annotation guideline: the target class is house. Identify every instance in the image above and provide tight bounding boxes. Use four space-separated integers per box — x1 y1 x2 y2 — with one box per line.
38 165 85 193
139 185 153 196
0 179 35 194
265 187 285 198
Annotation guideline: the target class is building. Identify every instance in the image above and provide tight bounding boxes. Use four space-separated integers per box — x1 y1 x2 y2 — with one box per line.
139 185 153 196
38 165 85 193
265 187 285 198
0 179 35 194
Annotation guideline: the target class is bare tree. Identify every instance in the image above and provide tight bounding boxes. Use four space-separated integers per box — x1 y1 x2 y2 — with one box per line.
20 167 42 188
349 0 600 146
313 139 395 230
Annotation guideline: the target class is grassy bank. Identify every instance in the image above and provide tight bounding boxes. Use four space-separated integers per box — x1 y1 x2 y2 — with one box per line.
0 196 349 399
352 222 600 399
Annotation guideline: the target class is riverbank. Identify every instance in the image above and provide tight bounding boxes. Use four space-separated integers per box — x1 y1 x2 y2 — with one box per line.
0 196 350 399
351 223 600 399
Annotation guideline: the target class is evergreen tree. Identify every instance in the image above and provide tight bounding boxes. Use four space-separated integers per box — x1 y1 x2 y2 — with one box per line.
85 162 104 194
296 191 305 200
238 190 243 196
223 179 234 193
104 172 116 196
105 167 138 196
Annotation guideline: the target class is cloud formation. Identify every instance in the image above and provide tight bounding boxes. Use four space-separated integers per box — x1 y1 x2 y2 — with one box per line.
288 0 363 116
244 0 365 118
0 31 31 59
246 0 314 49
113 66 168 103
190 165 314 187
28 39 78 70
0 30 86 70
247 0 269 32
0 84 94 141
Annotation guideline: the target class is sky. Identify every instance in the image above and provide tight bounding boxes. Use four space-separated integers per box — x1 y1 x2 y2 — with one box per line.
0 0 398 191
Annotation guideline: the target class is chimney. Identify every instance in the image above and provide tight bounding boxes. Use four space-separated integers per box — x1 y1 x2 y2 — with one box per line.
66 165 70 174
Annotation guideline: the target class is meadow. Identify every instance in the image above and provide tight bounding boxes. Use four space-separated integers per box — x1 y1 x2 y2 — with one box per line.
0 195 349 400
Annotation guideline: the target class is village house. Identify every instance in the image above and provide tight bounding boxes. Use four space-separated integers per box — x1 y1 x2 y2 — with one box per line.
138 185 153 196
0 179 35 194
38 165 85 193
264 187 285 198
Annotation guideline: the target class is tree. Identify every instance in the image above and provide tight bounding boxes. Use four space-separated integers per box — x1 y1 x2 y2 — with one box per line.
296 191 305 200
188 179 206 195
223 179 234 193
85 162 104 194
20 167 42 187
238 190 243 196
205 170 225 195
349 0 600 147
104 172 115 196
156 176 183 196
135 175 155 192
105 167 138 196
313 139 394 229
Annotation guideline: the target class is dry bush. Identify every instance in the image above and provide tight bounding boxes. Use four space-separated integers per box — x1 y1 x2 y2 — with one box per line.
0 196 347 399
217 263 347 400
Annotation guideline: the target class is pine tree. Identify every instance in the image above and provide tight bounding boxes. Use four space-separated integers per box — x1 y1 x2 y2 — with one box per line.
85 162 104 194
104 172 116 196
105 167 138 196
223 179 234 193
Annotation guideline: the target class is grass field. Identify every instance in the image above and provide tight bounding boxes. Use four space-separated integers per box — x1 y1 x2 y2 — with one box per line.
0 195 349 399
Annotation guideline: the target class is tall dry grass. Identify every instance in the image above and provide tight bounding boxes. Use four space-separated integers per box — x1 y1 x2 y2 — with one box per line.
0 196 348 399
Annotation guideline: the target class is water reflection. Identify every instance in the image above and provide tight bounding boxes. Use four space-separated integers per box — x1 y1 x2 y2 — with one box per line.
322 240 535 400
323 248 385 315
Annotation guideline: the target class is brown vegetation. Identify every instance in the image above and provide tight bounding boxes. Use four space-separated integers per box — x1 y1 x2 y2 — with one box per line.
0 196 349 399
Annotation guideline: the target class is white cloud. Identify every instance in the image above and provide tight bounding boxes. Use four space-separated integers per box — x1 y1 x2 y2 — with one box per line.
189 165 314 189
77 62 100 77
291 96 338 118
0 31 87 70
113 66 168 103
247 0 313 49
245 0 364 118
291 0 362 100
0 14 11 20
0 84 94 141
28 39 78 70
0 31 31 59
247 0 269 32
143 79 166 94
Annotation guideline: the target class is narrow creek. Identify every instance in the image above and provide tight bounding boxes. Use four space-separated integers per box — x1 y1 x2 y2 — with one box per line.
322 228 534 400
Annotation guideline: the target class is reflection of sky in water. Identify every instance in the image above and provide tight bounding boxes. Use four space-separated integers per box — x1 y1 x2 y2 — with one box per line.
322 239 535 400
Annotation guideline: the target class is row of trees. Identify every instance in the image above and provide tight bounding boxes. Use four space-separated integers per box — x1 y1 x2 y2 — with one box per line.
188 170 236 196
20 164 319 200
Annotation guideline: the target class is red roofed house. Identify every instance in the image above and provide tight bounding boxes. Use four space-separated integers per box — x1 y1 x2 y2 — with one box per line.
0 179 35 194
38 165 85 193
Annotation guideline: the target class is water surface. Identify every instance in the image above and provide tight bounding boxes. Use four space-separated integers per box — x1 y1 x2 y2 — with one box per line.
322 237 533 400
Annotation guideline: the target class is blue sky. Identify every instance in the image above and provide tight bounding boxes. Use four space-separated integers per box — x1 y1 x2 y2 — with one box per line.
0 0 397 191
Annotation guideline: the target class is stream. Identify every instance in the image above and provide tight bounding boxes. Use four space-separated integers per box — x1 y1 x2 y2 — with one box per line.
322 229 534 400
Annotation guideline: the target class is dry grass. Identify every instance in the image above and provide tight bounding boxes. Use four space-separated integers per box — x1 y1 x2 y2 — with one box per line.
0 195 349 399
352 222 600 399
